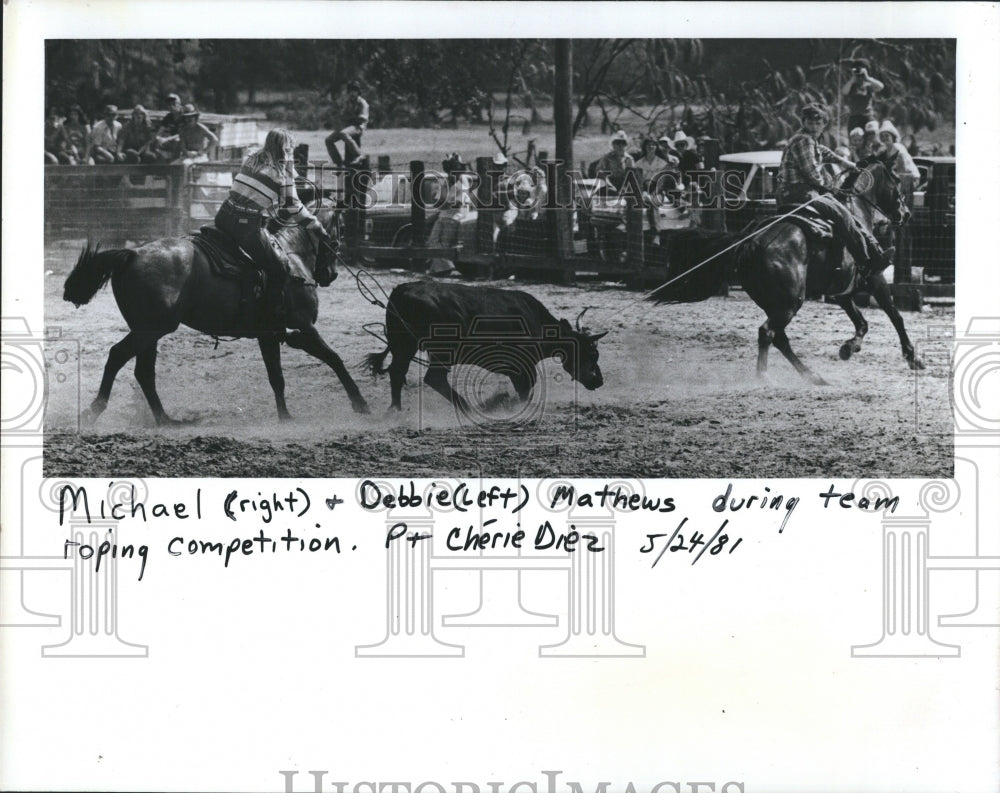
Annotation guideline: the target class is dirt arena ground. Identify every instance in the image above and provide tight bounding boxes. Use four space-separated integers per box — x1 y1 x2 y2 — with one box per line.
42 239 954 479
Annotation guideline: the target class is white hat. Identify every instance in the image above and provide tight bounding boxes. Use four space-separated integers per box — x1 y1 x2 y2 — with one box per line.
674 130 689 145
849 127 864 139
864 120 879 134
493 152 508 166
878 119 901 142
610 130 628 145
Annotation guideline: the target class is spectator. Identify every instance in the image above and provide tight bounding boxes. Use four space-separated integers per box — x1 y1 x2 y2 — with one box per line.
596 130 635 191
88 104 123 163
634 138 668 184
44 110 75 164
848 127 865 161
860 120 881 158
325 80 369 167
152 93 185 161
170 104 219 163
426 154 475 274
656 135 680 166
878 119 920 196
119 105 157 163
841 61 885 132
674 133 702 185
62 104 91 163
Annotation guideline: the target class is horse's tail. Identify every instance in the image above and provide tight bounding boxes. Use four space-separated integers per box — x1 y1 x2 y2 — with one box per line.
362 347 391 378
63 243 134 307
646 228 738 304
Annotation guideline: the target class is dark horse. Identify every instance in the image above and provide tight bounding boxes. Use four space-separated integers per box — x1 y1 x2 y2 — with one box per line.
63 207 370 424
648 157 924 384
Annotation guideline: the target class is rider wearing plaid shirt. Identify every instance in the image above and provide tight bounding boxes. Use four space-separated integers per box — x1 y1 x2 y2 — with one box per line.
777 103 893 274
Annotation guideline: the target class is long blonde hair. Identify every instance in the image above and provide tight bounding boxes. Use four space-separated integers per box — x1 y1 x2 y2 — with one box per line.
244 128 294 171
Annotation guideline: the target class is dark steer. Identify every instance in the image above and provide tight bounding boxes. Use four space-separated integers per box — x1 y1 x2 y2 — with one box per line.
364 281 607 412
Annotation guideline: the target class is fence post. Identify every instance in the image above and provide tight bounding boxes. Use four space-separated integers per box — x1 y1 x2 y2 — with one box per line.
475 156 495 258
625 166 645 273
344 161 371 250
410 159 427 248
544 159 575 284
377 154 391 174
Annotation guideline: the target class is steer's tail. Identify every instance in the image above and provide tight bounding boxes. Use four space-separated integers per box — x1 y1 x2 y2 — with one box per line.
63 243 134 307
646 228 739 304
362 347 392 378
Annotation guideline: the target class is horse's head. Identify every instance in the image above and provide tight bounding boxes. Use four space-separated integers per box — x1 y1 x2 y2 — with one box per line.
851 156 910 226
271 208 339 288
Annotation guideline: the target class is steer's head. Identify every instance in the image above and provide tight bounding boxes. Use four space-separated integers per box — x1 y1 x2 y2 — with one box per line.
557 312 607 391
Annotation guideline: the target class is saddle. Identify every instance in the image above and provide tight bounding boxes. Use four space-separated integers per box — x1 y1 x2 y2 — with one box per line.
189 225 267 319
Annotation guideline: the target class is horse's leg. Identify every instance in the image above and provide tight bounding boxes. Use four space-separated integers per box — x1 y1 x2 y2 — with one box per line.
767 314 829 386
258 334 292 421
867 272 925 370
757 320 775 378
834 296 869 360
284 326 370 413
134 342 184 426
88 331 157 422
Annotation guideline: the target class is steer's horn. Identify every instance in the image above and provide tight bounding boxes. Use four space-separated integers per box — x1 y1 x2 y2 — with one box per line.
575 307 590 331
586 330 608 342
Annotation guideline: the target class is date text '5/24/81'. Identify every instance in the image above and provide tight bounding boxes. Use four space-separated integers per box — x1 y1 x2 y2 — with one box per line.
640 518 741 566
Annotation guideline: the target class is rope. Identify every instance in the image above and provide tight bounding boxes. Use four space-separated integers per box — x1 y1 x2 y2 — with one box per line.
636 193 827 302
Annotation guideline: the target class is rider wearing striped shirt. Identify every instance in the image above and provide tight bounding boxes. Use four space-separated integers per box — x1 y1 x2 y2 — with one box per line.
777 103 893 275
215 128 327 322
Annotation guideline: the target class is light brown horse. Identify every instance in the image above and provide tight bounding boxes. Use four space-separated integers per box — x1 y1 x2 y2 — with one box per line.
63 209 369 424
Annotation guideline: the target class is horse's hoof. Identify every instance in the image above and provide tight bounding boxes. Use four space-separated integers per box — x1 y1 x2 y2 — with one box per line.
839 343 854 361
910 358 926 371
352 400 371 415
278 412 294 423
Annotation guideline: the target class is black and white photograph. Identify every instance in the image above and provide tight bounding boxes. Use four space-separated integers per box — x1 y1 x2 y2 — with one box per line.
3 3 999 793
37 26 959 478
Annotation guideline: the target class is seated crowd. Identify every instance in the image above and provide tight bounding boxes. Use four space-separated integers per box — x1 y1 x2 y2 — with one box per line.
45 93 218 165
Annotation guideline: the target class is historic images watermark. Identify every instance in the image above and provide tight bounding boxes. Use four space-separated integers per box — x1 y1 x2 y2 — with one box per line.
278 768 746 793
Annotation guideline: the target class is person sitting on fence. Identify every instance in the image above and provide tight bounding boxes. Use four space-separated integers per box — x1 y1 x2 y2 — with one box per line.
151 93 185 161
165 104 219 164
214 128 330 324
88 104 123 164
62 105 91 163
324 80 369 167
776 102 893 277
119 105 157 164
489 152 516 253
635 138 675 246
44 110 75 164
596 130 635 192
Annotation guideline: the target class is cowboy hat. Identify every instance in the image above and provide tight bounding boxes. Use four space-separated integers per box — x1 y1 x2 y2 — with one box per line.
492 152 508 166
181 103 199 118
610 130 628 145
801 103 829 121
864 120 880 134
